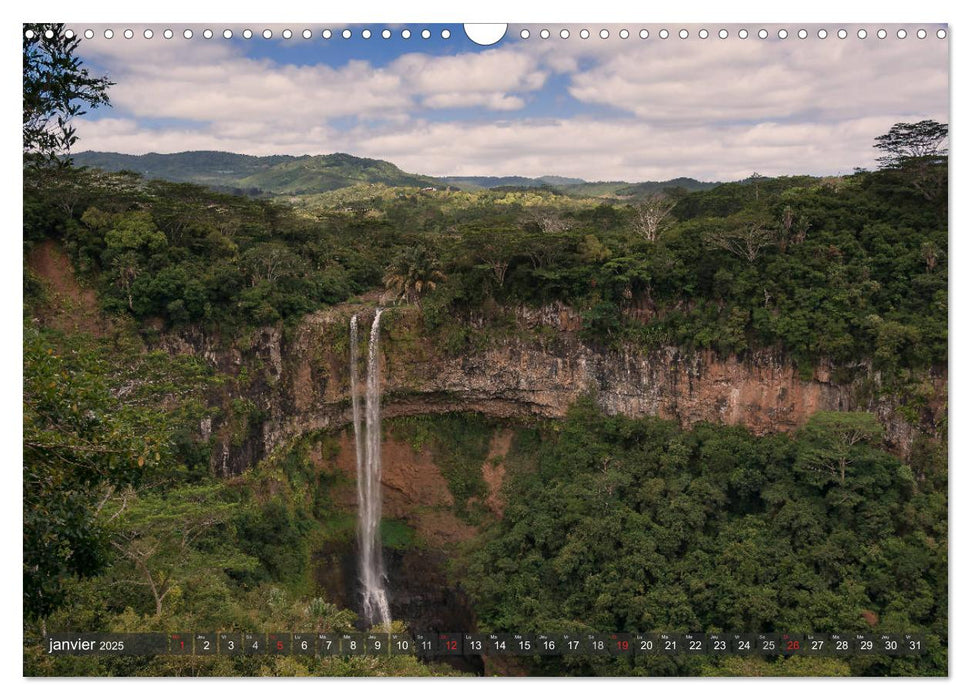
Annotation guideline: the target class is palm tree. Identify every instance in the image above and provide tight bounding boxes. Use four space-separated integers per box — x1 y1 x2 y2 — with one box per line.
383 244 446 308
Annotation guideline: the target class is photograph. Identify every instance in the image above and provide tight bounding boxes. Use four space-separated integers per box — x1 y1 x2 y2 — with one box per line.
22 20 949 678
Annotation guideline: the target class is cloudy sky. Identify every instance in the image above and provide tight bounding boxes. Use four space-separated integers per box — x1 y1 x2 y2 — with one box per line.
71 23 949 182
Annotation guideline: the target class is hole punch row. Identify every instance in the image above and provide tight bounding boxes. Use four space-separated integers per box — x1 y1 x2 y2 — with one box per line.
40 26 949 42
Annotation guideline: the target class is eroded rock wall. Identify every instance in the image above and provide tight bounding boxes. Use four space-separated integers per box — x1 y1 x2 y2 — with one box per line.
160 303 945 475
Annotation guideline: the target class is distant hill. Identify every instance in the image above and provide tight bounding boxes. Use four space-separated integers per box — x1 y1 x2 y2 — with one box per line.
71 151 294 188
442 174 719 197
612 177 721 197
440 175 586 190
72 150 721 198
71 151 445 195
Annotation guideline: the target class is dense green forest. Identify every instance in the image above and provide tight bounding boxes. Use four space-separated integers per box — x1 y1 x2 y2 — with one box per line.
462 402 947 676
26 148 947 384
23 24 947 678
23 150 949 675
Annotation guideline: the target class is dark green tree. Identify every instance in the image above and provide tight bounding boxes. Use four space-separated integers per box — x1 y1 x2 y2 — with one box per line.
873 120 948 202
106 484 258 617
23 329 169 622
795 411 883 486
23 23 112 166
383 244 446 308
873 120 948 169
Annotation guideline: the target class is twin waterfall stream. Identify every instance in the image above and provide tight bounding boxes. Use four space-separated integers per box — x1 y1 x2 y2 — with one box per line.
350 311 392 629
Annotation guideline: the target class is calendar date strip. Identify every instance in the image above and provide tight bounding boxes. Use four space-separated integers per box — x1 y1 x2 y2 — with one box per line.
41 632 926 657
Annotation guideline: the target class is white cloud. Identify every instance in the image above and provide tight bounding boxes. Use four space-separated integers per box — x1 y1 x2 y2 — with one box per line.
72 25 949 180
563 34 948 124
75 114 925 182
392 48 546 110
348 116 914 181
77 35 548 128
421 92 526 110
74 117 340 155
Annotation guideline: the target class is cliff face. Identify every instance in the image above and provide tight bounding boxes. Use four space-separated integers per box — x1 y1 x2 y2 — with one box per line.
161 303 946 476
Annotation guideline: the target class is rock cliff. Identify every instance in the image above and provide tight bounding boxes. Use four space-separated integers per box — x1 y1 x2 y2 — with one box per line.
160 303 945 476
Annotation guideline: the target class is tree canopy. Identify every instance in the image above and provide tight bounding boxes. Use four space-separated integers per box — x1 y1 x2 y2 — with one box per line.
464 401 946 676
874 120 949 169
23 23 111 167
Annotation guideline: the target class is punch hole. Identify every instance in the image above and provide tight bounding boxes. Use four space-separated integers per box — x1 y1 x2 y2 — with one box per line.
698 29 709 39
203 29 213 39
917 29 927 39
242 29 252 39
303 29 312 39
421 29 431 39
818 29 827 39
778 29 788 39
659 29 669 39
322 29 332 39
223 29 232 39
183 29 193 39
124 29 134 39
464 24 507 46
937 29 947 39
65 29 74 39
600 29 609 39
877 29 887 39
798 29 808 39
46 29 54 38
756 29 766 39
104 29 113 39
837 29 847 39
857 29 867 39
24 29 34 39
342 29 352 39
579 29 590 39
560 29 570 39
362 29 372 39
263 29 272 39
718 29 728 39
145 29 155 39
282 29 292 39
897 29 907 39
619 29 629 39
678 29 688 39
639 29 648 39
84 29 93 39
540 29 550 39
741 29 750 39
441 29 450 39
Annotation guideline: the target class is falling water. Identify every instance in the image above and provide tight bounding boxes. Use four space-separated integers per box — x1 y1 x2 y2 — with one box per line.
350 311 391 628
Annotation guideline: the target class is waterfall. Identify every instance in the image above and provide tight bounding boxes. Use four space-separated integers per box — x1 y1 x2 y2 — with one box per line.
350 311 391 629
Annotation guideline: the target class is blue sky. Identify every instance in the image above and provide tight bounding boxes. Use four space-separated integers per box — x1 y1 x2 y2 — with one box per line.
71 23 949 181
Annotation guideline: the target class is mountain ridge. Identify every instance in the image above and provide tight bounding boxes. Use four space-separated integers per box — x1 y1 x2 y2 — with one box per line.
71 150 443 195
71 150 721 197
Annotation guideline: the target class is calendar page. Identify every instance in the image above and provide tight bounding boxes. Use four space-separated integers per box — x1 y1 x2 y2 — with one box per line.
22 20 948 680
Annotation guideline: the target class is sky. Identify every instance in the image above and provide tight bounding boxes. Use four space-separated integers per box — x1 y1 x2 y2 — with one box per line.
69 22 950 182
